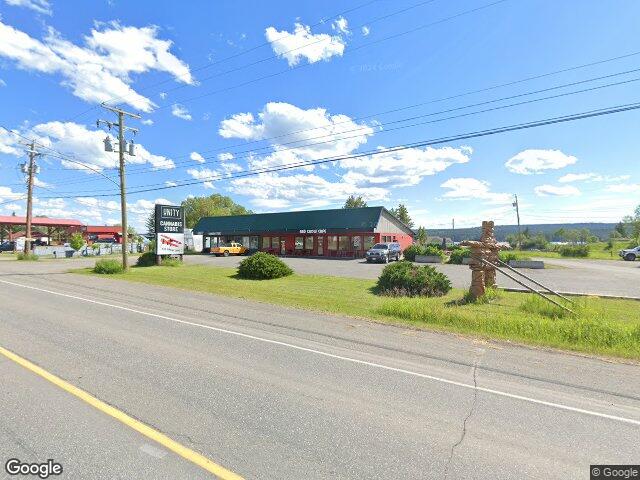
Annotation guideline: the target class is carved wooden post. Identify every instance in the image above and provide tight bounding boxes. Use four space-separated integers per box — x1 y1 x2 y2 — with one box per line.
480 221 498 288
461 240 485 299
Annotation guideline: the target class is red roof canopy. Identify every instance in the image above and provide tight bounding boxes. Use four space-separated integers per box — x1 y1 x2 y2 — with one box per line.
84 226 122 234
0 215 83 227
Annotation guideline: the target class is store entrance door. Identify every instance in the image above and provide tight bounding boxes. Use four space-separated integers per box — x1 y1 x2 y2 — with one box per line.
316 236 323 256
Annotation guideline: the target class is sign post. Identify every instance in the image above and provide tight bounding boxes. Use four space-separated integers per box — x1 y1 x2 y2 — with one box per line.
154 204 185 264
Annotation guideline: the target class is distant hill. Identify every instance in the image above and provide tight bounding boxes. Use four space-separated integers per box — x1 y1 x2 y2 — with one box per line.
426 223 617 242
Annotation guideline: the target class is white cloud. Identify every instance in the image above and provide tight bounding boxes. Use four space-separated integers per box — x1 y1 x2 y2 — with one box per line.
217 152 234 161
190 151 205 163
605 183 640 193
332 17 350 35
0 186 24 201
230 172 388 210
0 20 192 111
171 104 192 121
140 119 154 125
265 23 345 66
341 146 472 188
505 149 577 175
361 26 370 36
219 102 374 169
0 79 6 87
0 128 21 155
534 184 581 197
558 172 630 183
164 181 177 187
4 0 51 15
159 92 167 99
439 177 512 204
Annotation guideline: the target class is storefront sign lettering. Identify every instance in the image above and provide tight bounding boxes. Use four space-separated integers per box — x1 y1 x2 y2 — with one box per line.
299 229 327 234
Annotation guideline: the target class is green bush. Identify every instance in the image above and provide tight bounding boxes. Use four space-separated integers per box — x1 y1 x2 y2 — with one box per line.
403 244 444 261
237 252 293 280
558 244 590 257
402 244 423 261
136 251 156 267
423 245 444 258
69 232 85 251
93 259 124 274
161 257 182 267
16 252 39 261
376 260 451 297
448 248 471 264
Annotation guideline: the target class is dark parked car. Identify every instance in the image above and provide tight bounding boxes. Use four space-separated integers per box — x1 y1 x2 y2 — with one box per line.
0 241 16 252
365 242 402 263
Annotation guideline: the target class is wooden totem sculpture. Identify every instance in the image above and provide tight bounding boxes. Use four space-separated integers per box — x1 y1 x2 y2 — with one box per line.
461 221 500 300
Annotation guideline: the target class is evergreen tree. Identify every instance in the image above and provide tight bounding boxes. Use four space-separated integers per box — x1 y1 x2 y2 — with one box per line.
389 204 414 227
343 195 368 208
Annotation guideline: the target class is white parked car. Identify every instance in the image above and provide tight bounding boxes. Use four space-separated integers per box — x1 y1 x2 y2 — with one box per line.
619 246 640 261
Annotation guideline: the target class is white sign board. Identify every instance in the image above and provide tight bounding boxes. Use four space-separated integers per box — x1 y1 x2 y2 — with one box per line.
156 233 185 255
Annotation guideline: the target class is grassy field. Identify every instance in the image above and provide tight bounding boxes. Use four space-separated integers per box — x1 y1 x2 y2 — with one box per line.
77 263 640 360
513 241 633 261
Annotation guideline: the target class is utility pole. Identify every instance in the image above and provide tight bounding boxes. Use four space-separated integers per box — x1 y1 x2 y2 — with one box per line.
512 194 521 249
451 218 455 244
22 141 41 254
98 104 140 271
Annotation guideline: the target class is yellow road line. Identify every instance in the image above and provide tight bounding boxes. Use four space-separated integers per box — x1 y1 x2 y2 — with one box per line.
0 345 244 480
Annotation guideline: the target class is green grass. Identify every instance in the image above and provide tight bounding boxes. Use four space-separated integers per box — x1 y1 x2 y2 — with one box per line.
16 252 39 261
513 241 633 261
75 263 640 360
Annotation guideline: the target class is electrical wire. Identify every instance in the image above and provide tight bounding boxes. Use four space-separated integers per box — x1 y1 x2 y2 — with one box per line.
29 100 640 200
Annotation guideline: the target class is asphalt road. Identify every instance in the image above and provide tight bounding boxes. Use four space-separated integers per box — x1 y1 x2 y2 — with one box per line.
185 254 640 298
1 261 639 479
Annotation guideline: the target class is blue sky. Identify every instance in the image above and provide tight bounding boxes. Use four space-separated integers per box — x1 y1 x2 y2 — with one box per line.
0 0 639 230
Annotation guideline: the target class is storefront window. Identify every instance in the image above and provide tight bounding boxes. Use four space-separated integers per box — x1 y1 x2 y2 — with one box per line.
352 236 362 250
295 237 303 250
249 236 259 249
338 235 349 251
364 235 375 250
327 235 338 250
305 236 313 250
271 237 280 249
262 237 270 249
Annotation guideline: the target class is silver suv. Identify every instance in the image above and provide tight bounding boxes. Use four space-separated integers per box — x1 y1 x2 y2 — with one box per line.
366 242 402 263
619 246 640 261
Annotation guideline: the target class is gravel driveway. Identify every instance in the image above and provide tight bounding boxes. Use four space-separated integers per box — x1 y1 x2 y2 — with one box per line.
185 254 640 298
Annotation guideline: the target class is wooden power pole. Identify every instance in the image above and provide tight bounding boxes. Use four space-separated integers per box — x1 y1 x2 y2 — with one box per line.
98 104 140 271
23 141 41 254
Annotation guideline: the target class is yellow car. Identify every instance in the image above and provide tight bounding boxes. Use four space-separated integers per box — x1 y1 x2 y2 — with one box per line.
211 242 248 257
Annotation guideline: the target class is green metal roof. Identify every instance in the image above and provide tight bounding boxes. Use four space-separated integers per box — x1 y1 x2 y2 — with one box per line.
194 206 391 235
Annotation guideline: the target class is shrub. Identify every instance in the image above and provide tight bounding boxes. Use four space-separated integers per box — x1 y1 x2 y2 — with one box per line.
403 244 444 261
237 252 293 279
69 232 85 251
136 251 157 267
423 245 444 258
16 252 39 261
161 257 182 267
402 244 423 261
93 259 124 274
448 248 471 264
376 260 451 297
558 244 590 257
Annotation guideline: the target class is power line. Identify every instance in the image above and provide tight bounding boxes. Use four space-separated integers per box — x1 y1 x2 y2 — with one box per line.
43 71 640 191
148 0 509 114
65 0 385 121
31 100 640 200
120 48 640 168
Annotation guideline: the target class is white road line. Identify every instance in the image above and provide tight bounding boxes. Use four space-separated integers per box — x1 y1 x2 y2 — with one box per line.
2 278 639 427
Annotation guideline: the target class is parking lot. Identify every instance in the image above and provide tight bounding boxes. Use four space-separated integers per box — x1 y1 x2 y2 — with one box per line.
186 254 640 298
